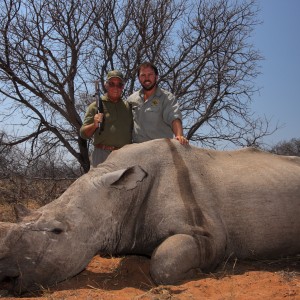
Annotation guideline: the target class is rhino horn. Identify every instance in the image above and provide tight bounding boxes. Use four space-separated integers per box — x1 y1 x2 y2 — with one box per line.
14 203 33 222
0 223 11 258
0 222 22 253
0 222 21 282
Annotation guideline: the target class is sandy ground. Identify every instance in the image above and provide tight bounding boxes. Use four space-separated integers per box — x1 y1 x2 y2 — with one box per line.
0 253 299 299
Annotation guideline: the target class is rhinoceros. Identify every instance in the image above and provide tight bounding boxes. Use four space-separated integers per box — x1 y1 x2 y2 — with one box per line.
0 139 300 294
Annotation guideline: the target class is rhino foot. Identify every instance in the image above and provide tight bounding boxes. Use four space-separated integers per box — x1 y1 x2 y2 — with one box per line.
150 234 204 285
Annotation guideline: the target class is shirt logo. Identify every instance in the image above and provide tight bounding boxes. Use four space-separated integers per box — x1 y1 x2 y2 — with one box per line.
152 99 159 106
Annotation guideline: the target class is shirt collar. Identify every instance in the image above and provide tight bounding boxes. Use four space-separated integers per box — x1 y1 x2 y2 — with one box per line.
139 86 162 101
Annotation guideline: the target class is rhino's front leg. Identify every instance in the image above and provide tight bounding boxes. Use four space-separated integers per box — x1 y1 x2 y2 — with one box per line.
150 234 215 285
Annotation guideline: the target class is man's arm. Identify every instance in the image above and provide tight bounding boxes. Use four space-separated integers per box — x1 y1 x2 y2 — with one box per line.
172 119 189 145
81 113 103 138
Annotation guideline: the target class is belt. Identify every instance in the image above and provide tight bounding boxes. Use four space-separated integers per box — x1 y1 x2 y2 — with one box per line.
95 143 119 151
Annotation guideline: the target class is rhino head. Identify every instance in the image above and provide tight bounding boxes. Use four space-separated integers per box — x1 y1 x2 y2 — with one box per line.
0 204 96 293
0 165 148 294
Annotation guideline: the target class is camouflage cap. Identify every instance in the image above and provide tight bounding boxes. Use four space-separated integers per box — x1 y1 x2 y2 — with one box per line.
106 70 124 82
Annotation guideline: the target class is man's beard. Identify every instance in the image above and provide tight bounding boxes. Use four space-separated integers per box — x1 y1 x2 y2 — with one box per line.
142 80 157 91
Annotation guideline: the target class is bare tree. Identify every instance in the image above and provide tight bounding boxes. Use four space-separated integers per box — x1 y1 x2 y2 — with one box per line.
270 138 300 156
0 130 81 179
0 0 276 172
155 0 274 148
0 0 100 172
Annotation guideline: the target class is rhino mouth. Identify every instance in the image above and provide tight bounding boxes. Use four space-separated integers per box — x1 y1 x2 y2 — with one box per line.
1 274 42 295
0 275 20 295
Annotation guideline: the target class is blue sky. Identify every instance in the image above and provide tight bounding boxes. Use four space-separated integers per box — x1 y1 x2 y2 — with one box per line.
251 0 300 147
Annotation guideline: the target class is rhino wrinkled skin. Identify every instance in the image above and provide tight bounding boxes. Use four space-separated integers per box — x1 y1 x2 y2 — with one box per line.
0 139 299 294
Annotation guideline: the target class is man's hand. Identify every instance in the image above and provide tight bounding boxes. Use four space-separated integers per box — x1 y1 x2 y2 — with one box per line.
175 135 189 145
94 113 104 129
172 119 189 145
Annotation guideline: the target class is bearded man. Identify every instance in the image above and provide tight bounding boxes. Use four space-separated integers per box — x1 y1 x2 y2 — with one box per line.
127 62 188 145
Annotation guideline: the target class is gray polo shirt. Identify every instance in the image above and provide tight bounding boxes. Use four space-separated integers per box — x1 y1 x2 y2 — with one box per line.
126 87 182 143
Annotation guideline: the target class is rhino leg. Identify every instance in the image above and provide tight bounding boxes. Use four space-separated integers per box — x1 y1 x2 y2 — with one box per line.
150 234 215 285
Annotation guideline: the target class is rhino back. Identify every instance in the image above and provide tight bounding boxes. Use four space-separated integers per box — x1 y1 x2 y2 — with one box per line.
107 139 300 258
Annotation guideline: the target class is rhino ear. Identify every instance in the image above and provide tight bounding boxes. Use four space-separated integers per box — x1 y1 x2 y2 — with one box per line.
101 165 147 190
14 203 32 222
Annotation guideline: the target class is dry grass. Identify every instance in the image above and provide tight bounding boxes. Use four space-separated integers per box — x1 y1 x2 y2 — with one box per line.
0 177 75 222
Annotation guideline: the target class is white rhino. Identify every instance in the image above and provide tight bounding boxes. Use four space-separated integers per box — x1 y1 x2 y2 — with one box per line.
0 139 299 294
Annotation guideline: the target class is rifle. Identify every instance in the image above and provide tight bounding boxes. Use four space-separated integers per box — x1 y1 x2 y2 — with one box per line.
94 80 104 133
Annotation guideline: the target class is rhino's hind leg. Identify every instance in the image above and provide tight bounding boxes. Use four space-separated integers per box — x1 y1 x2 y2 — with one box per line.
150 234 207 285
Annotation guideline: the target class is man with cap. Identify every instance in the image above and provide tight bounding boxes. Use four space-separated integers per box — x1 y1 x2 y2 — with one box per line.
80 70 133 167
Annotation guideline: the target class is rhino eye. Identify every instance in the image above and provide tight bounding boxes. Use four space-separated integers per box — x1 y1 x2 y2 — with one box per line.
51 228 63 234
